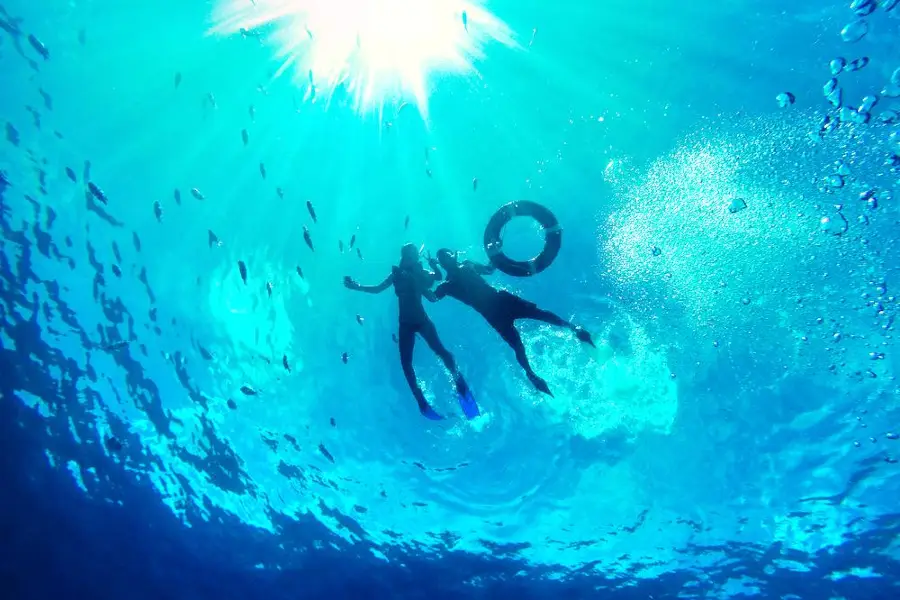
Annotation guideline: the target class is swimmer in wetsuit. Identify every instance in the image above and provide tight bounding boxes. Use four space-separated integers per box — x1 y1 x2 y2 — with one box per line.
428 248 594 397
343 243 472 420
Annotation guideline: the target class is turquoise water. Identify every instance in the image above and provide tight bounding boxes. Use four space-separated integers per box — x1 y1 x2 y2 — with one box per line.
3 0 900 597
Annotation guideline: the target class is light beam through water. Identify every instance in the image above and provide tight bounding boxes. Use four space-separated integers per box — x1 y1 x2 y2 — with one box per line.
210 0 518 116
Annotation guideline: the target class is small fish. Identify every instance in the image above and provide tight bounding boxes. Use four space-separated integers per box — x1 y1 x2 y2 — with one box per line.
397 101 409 116
238 260 248 284
241 129 249 145
206 92 217 109
339 240 344 253
208 230 220 248
173 189 181 205
87 182 108 204
174 72 182 88
473 177 478 191
198 345 213 360
227 399 237 410
105 437 123 452
341 352 349 364
282 355 291 372
356 248 363 260
259 162 267 179
356 314 364 325
102 340 128 351
305 25 313 39
256 84 267 95
153 200 163 222
318 443 335 463
132 232 142 252
529 27 537 46
39 88 52 110
276 187 284 199
249 105 256 121
6 123 21 147
190 187 204 200
266 281 273 297
239 27 260 39
240 385 257 396
83 160 91 181
462 10 468 31
111 264 122 277
26 106 41 129
65 167 76 182
349 233 356 249
392 333 399 344
330 417 336 427
425 168 432 178
306 200 317 223
303 226 314 252
28 34 49 60
404 215 410 229
296 266 304 279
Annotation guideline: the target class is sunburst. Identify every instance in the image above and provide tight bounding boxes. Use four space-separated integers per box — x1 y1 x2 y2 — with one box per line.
210 0 517 116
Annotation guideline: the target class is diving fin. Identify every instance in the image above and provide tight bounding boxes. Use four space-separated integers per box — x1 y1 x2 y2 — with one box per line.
421 405 444 421
458 390 480 420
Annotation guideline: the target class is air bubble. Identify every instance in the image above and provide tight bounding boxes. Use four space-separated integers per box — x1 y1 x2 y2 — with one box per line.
840 20 869 43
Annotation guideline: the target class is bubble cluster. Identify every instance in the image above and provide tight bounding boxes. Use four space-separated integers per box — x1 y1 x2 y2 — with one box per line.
509 307 678 440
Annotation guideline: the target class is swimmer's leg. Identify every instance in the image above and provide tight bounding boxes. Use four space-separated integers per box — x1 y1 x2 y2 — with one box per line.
419 319 478 417
514 299 596 348
399 323 443 420
494 320 553 397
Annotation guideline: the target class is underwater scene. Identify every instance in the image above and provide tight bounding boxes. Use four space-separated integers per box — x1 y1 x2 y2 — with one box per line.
2 0 900 598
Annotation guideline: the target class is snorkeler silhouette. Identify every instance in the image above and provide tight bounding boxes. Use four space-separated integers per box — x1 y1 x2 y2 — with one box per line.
428 248 594 397
343 243 478 420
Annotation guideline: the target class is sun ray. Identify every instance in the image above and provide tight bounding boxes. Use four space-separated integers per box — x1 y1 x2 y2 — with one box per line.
209 0 518 117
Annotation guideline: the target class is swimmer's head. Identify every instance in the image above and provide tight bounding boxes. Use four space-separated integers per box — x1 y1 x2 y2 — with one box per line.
436 248 459 270
400 243 420 265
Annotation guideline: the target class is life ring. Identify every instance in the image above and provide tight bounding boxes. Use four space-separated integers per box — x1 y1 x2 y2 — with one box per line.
483 201 562 277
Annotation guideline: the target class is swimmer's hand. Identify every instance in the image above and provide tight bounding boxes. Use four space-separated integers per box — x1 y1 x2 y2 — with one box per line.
343 276 359 290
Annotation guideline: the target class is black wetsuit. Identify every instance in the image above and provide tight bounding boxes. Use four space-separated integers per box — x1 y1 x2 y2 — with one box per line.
392 264 463 410
434 262 570 392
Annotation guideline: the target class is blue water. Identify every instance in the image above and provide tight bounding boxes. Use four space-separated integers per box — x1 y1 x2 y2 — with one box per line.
3 0 900 598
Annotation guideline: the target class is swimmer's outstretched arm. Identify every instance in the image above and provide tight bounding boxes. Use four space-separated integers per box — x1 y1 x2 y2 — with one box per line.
343 273 393 294
426 284 449 303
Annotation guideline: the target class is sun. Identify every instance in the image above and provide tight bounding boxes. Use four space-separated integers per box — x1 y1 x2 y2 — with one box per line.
210 0 517 116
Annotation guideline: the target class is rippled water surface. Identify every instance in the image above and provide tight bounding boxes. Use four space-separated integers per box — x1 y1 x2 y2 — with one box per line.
2 0 900 598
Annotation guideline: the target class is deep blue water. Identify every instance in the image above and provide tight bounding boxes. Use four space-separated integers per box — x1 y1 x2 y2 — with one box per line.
3 0 900 598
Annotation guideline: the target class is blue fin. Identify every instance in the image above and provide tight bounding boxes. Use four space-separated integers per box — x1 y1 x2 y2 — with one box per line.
422 406 444 421
458 390 480 420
